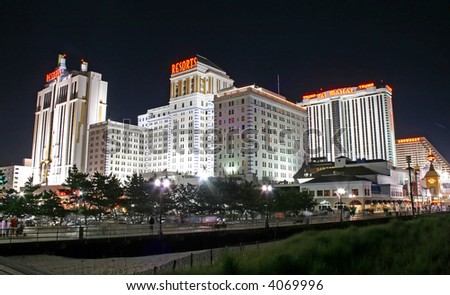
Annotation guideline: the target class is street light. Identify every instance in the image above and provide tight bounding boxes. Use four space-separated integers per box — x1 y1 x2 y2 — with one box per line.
262 184 272 228
406 156 416 217
336 188 346 222
155 178 170 236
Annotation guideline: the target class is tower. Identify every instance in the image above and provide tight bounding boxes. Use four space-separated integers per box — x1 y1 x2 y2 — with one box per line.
299 83 396 165
31 54 108 185
138 55 234 177
423 151 440 205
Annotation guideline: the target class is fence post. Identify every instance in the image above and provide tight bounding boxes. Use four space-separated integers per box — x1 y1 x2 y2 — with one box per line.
78 226 84 240
190 253 194 269
56 227 59 241
172 260 177 271
153 266 158 274
210 249 213 265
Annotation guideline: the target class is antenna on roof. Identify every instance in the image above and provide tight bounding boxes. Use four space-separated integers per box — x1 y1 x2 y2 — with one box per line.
277 74 280 94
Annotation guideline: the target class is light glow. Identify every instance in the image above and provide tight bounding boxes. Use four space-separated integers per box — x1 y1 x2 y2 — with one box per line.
397 137 421 144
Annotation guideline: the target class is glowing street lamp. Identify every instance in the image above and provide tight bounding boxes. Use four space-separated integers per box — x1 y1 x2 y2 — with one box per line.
155 178 171 236
336 188 346 222
262 184 272 228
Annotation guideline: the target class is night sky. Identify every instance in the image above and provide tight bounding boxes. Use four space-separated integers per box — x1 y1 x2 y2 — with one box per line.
0 0 448 166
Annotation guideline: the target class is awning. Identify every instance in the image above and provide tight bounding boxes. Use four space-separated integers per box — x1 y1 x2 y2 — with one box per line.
364 200 372 205
350 200 362 205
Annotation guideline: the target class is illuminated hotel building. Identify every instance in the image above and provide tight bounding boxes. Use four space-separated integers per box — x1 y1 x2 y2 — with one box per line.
214 85 307 182
0 159 32 192
396 137 450 173
138 55 234 177
87 120 147 180
298 83 397 165
31 55 107 185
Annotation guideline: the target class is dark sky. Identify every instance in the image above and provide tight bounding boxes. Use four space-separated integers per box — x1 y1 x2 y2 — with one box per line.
0 0 449 166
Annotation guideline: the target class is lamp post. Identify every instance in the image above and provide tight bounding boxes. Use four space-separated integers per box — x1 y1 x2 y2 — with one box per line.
439 193 442 207
406 156 415 217
336 188 346 222
262 184 272 228
155 178 170 236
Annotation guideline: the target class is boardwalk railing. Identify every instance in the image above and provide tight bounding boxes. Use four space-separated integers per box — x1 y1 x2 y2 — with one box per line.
2 211 440 245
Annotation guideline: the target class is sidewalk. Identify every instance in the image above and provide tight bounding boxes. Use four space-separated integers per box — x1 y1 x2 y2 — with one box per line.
0 256 48 275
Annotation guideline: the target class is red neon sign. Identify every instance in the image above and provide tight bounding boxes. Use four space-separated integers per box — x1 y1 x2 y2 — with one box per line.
317 87 355 99
397 137 421 144
46 68 62 82
302 94 317 100
171 57 197 74
358 82 374 89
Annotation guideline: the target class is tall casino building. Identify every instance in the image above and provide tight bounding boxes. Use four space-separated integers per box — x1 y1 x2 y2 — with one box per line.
298 83 397 165
138 55 234 177
31 55 107 185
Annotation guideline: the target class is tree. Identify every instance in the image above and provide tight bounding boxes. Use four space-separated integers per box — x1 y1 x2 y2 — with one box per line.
0 177 41 217
22 177 41 216
238 181 262 220
124 173 154 220
1 193 27 217
38 190 67 220
275 188 317 216
165 183 197 217
63 165 92 223
90 172 124 219
220 178 241 217
195 179 224 215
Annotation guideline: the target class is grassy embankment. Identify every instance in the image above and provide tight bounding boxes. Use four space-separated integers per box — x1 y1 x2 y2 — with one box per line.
172 214 450 274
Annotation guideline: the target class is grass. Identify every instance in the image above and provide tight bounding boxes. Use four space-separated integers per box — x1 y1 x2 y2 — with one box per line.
171 214 450 275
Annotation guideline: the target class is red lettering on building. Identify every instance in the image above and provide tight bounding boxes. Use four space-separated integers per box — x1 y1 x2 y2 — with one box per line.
315 87 355 99
171 57 197 74
358 82 374 89
302 94 317 100
46 68 63 82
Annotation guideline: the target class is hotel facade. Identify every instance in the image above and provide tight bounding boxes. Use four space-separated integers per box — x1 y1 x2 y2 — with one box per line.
298 83 397 165
214 85 307 182
137 55 234 178
0 159 33 192
87 120 147 180
31 55 107 185
396 137 450 174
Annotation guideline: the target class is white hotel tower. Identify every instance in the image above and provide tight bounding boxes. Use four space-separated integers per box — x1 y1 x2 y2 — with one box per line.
31 55 107 185
298 83 397 165
215 85 307 182
138 55 234 177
